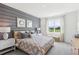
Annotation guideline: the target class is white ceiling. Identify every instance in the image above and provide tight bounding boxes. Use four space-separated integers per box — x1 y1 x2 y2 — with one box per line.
3 3 79 18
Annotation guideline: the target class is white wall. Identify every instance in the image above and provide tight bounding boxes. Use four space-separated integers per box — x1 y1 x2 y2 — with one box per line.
64 11 77 44
77 11 79 34
40 11 78 44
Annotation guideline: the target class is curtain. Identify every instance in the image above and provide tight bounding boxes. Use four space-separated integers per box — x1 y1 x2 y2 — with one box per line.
40 16 64 36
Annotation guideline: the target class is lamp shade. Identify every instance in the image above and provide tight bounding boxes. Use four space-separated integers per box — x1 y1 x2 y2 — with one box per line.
37 28 41 30
0 27 10 32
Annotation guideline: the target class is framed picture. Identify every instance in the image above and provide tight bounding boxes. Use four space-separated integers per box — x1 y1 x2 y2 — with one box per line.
17 18 25 27
27 20 32 28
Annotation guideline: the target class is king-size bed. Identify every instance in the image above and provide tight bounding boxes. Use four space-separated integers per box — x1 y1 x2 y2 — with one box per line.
15 34 54 55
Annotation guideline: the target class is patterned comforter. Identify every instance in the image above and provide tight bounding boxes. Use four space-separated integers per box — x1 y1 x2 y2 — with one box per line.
16 34 54 55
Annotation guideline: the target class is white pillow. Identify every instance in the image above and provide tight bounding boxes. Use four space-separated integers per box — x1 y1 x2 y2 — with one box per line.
38 33 42 36
3 33 8 40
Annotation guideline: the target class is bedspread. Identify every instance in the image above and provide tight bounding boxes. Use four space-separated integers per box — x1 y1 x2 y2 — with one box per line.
16 36 54 55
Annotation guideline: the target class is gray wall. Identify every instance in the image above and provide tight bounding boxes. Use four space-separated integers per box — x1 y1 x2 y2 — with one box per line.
64 11 77 44
0 3 40 31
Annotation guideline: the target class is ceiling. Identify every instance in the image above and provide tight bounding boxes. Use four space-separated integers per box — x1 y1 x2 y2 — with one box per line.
3 3 79 18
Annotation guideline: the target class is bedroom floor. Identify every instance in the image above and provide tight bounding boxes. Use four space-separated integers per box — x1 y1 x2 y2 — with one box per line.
4 42 73 55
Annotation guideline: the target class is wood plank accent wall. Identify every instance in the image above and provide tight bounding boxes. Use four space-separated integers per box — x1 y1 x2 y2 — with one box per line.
0 3 40 31
0 14 16 27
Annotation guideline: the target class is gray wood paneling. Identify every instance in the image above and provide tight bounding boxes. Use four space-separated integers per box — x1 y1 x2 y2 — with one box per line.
0 3 40 31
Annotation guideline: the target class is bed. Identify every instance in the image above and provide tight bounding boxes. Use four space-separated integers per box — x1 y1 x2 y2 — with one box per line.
15 34 54 55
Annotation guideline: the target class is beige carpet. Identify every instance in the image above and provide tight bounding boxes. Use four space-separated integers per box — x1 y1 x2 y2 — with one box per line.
5 42 73 55
47 42 72 55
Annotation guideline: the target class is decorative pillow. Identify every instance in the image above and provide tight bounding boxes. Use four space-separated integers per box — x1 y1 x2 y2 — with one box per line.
14 32 22 39
0 32 3 40
21 33 31 38
28 33 31 38
3 33 8 40
21 33 28 38
8 32 11 38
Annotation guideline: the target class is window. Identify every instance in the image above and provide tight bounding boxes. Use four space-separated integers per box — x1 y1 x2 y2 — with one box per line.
47 17 61 33
54 19 61 32
48 20 54 32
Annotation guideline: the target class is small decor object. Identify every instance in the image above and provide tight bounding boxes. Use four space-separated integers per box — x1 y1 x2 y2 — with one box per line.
17 18 25 27
35 28 41 33
75 34 79 38
27 20 32 28
0 27 10 40
3 33 8 40
37 28 41 33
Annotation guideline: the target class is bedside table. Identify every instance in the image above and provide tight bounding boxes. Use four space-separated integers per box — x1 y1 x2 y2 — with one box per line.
0 38 15 54
72 38 79 55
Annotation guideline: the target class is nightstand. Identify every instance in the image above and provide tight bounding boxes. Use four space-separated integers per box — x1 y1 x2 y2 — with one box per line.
0 38 15 54
72 38 79 55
